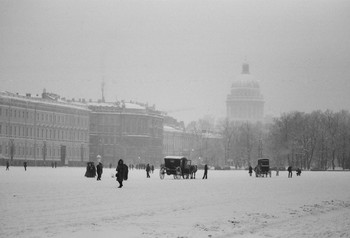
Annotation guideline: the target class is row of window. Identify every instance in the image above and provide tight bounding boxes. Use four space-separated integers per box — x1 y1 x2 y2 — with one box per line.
91 117 162 134
163 133 192 154
0 143 87 159
0 124 88 142
0 106 89 128
90 125 162 138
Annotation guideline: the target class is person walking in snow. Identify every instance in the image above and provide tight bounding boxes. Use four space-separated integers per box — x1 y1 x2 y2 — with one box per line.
248 165 253 176
202 164 208 179
6 160 10 171
96 159 103 181
116 159 125 188
146 163 151 178
288 166 293 178
23 161 27 171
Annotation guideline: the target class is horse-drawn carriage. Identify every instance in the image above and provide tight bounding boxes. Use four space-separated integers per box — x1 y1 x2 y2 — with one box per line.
160 156 197 179
254 159 271 177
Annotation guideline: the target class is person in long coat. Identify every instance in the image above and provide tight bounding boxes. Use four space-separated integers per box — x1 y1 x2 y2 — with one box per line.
146 163 151 178
96 161 103 180
116 159 125 188
248 165 253 176
202 164 208 179
288 166 293 178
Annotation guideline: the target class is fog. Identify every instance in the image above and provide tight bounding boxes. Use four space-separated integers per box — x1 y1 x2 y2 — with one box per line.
1 0 350 123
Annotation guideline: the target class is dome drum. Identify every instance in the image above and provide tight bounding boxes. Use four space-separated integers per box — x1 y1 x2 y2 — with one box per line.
226 63 264 122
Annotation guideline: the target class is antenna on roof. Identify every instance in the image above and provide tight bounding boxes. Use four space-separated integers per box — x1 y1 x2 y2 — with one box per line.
101 77 105 103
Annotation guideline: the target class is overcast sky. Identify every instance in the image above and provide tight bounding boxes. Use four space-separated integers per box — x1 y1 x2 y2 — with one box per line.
1 0 350 123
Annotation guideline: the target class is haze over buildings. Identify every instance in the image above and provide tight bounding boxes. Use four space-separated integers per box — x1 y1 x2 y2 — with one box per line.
227 62 264 123
1 0 350 124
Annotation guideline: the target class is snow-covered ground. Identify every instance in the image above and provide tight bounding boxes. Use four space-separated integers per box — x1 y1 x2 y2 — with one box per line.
1 167 349 238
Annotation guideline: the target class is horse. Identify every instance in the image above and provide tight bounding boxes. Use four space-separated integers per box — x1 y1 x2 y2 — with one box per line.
190 165 198 179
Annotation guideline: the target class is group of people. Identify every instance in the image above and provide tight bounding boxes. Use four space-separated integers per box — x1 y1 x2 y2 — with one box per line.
247 165 302 178
5 160 27 171
93 156 209 188
288 166 302 177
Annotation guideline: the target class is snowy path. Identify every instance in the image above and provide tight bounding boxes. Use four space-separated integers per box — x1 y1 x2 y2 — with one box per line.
1 167 349 238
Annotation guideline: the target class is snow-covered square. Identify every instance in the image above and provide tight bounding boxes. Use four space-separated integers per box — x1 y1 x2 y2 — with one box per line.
1 167 350 238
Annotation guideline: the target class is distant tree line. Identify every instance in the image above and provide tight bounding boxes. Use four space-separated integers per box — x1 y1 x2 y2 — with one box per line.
187 110 350 170
266 110 350 170
217 119 264 169
217 110 350 170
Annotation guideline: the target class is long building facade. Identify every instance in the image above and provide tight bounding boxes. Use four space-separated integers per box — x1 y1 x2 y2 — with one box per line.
0 91 90 166
162 116 224 167
0 91 164 167
88 101 163 167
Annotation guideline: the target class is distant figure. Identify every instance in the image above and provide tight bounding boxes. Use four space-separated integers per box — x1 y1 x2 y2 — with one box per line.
23 161 27 171
6 160 10 171
54 162 57 168
248 166 253 176
151 165 154 174
202 164 208 179
296 168 302 176
51 162 54 168
146 163 151 178
276 167 279 176
96 161 103 181
288 166 293 178
116 159 125 188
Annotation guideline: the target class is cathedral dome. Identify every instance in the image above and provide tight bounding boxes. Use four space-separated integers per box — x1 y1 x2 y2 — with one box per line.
226 62 264 123
229 63 263 98
230 63 260 89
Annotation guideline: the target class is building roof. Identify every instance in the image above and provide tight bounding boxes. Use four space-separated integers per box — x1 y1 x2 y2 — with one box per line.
0 91 90 111
163 125 184 133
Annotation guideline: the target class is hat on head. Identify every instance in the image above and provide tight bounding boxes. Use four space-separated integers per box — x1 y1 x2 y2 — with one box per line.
97 155 102 163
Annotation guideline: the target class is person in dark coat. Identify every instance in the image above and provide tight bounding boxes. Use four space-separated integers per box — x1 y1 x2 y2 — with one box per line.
296 168 302 176
23 161 27 171
116 159 125 188
248 165 253 176
6 160 10 171
146 163 151 178
288 166 293 178
96 161 103 180
202 164 208 179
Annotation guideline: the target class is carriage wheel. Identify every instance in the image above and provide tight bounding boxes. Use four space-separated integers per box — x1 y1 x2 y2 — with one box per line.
160 168 165 180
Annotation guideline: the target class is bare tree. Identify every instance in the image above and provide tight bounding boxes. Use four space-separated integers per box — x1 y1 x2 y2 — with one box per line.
217 118 236 166
324 110 340 170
